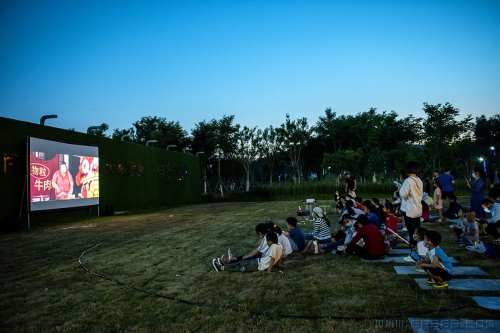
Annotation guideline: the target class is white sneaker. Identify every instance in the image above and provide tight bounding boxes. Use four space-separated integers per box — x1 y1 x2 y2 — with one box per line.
403 256 415 262
401 227 408 231
415 267 425 273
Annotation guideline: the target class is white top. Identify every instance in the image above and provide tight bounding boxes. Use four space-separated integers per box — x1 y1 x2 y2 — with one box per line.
278 233 293 255
258 244 283 270
399 175 423 218
486 202 500 223
416 240 427 257
257 235 269 254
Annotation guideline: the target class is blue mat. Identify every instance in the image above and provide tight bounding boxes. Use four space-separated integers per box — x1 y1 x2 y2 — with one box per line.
472 296 500 311
362 256 458 263
394 266 487 275
415 278 500 291
429 215 460 224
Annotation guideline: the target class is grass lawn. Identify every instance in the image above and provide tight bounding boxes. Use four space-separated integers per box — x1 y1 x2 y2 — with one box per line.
1 198 499 333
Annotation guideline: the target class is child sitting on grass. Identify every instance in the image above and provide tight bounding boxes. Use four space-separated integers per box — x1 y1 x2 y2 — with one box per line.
383 202 399 248
282 217 306 252
460 211 479 247
266 221 293 258
415 230 454 288
212 232 282 273
221 223 270 264
404 227 428 272
450 208 468 242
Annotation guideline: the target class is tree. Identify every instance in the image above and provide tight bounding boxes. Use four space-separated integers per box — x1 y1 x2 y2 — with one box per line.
191 115 240 196
111 127 136 141
474 114 500 147
232 126 261 191
421 102 473 172
277 114 311 183
258 126 281 184
132 116 189 149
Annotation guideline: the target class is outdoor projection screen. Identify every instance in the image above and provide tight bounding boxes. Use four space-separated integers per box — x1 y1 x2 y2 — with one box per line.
28 136 99 212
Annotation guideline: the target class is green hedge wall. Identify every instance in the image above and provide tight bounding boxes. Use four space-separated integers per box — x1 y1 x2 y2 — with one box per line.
0 117 200 230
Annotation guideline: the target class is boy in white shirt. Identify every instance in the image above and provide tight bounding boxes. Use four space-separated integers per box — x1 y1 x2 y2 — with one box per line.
213 232 282 273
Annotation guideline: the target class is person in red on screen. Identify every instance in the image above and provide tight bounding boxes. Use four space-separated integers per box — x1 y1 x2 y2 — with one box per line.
52 161 74 200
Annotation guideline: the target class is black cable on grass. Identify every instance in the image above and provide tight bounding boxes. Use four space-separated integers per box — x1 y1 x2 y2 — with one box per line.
79 243 496 320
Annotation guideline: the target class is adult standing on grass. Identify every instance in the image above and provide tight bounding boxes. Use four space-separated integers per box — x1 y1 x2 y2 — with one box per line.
344 172 356 195
399 160 423 248
437 168 455 200
466 166 486 219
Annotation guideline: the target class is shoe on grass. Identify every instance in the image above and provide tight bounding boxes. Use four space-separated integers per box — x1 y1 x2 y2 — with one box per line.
212 259 222 272
433 281 449 288
426 278 435 284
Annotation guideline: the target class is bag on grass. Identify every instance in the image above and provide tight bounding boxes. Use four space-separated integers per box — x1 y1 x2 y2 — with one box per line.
466 240 486 253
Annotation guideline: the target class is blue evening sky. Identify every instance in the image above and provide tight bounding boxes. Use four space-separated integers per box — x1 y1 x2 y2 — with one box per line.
1 0 499 135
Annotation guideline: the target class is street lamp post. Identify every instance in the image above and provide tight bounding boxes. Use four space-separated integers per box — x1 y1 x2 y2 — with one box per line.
479 157 486 173
87 126 101 134
40 114 57 125
166 145 177 150
146 140 157 146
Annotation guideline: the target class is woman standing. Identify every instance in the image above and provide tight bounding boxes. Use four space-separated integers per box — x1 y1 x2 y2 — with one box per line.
467 166 486 219
399 161 424 248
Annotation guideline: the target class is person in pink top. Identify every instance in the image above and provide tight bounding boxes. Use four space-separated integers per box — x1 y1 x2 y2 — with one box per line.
433 180 443 222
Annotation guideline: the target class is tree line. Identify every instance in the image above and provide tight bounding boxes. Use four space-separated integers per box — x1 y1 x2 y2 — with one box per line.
87 103 500 191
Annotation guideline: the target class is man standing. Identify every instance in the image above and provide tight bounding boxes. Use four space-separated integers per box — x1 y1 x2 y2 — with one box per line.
344 172 357 194
437 168 455 200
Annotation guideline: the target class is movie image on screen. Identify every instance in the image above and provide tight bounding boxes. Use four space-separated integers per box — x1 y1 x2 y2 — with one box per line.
28 136 99 212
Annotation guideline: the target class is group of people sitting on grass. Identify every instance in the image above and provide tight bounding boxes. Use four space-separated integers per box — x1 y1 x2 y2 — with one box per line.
212 160 500 287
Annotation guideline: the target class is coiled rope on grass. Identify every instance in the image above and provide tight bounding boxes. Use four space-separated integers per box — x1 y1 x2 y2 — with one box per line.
78 242 495 320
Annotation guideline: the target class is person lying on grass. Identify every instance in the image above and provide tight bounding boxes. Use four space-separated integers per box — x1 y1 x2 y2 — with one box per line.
212 232 282 273
415 230 454 288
